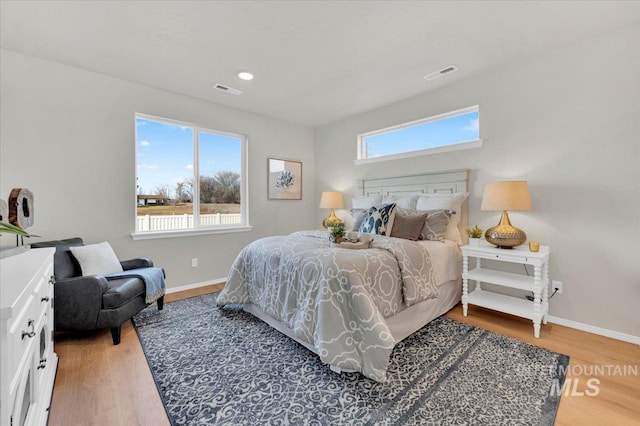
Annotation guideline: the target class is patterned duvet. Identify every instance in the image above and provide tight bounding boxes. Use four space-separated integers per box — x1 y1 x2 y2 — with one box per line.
216 230 439 382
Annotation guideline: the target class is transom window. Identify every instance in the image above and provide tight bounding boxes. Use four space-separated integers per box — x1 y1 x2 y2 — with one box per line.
134 114 248 237
356 105 480 163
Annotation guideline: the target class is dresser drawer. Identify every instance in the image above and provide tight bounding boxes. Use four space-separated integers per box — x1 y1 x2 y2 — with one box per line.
32 272 53 324
7 293 39 391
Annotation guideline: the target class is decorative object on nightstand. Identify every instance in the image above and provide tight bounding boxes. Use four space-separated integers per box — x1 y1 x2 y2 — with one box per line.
320 191 344 228
529 241 540 252
481 181 532 248
461 244 550 338
465 225 483 246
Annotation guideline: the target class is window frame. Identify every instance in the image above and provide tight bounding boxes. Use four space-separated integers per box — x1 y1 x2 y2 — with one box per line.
132 113 251 240
355 105 482 165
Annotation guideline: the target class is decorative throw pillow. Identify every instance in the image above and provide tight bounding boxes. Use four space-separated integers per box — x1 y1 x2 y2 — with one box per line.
395 208 454 241
350 208 368 231
422 209 454 241
358 203 396 235
69 241 123 276
390 211 428 241
415 193 468 244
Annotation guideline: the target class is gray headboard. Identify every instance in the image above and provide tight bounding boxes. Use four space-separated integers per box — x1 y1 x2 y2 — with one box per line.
357 169 470 243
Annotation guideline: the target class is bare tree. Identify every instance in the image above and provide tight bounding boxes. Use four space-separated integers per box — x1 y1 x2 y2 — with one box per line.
175 179 194 203
197 171 241 204
154 184 172 199
213 171 240 204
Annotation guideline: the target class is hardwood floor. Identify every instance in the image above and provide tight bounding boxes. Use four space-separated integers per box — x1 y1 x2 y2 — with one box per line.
49 284 640 425
49 284 223 426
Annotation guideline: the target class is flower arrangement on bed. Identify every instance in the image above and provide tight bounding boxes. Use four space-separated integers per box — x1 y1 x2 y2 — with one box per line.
217 191 467 382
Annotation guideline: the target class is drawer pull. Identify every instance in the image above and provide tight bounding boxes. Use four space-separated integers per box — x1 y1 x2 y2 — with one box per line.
21 319 36 340
41 296 50 302
49 275 55 285
38 358 47 369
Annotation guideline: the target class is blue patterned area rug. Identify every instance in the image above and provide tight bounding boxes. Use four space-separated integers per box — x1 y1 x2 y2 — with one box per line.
132 293 569 425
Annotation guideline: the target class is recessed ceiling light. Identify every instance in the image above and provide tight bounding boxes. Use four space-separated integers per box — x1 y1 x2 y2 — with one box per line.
238 71 254 81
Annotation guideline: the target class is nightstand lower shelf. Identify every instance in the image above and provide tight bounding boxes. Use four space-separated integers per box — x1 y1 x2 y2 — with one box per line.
463 289 547 322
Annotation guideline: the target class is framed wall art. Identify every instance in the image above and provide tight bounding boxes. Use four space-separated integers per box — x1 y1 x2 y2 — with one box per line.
268 158 302 200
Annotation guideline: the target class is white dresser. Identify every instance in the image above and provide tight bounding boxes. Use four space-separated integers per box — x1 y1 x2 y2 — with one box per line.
1 248 58 426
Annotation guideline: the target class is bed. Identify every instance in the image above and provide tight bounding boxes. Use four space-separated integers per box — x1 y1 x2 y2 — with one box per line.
217 170 469 382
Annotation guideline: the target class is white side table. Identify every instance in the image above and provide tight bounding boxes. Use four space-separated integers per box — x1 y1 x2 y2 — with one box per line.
461 244 551 338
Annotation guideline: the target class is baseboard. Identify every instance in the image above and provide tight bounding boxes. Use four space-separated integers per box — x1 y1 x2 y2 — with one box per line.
165 278 226 294
165 280 639 346
548 315 640 346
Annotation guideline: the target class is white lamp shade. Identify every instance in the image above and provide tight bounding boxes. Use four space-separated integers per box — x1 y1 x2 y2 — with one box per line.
481 181 532 211
319 191 344 209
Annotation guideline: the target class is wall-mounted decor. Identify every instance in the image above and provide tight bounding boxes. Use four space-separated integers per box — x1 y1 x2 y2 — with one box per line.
268 158 302 200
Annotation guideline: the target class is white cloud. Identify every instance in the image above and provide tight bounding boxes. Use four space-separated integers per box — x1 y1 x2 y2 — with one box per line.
167 124 190 131
139 140 150 147
464 118 479 132
186 164 193 170
137 164 160 169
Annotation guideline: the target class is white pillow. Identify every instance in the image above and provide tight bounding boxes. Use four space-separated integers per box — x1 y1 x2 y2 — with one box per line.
70 242 124 276
352 195 382 209
415 193 469 244
381 195 418 210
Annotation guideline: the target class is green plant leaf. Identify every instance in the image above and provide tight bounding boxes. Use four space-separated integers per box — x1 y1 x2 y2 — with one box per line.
0 221 38 237
465 224 483 238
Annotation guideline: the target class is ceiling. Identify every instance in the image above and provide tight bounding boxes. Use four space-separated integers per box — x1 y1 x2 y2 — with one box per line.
2 1 640 127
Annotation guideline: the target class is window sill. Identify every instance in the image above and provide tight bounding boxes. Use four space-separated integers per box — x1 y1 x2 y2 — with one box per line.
131 225 253 241
354 139 482 165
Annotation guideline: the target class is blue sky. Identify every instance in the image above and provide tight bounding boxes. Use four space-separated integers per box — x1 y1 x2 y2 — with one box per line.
363 111 479 158
136 118 241 197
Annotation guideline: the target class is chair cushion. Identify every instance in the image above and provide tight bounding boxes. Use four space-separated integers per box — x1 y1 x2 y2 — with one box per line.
102 277 145 309
70 242 123 276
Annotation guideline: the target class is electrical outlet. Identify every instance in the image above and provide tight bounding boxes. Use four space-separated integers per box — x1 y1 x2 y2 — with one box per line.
552 280 562 294
191 258 198 268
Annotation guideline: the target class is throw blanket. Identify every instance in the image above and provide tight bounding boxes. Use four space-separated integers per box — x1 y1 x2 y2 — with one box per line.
216 231 438 382
106 267 165 304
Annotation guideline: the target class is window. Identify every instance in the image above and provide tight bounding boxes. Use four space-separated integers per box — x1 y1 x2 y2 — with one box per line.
356 105 481 164
134 114 248 238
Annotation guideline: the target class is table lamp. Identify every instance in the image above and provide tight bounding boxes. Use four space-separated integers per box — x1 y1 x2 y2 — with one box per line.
319 191 344 229
481 181 532 248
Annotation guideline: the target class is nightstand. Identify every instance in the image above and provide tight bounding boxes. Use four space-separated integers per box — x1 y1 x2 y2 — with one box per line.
461 244 551 338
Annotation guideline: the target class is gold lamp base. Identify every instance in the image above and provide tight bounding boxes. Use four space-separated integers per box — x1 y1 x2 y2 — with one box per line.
322 209 344 229
485 211 527 249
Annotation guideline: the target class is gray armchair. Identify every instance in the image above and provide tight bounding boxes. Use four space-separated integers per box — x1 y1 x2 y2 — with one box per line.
31 238 164 344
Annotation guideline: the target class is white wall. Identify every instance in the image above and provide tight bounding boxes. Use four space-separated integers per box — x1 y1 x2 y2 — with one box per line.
0 49 316 288
2 24 638 337
314 25 640 336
